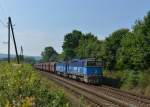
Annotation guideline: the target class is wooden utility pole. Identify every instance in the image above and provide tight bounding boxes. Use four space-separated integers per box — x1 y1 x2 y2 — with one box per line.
8 17 20 64
83 36 86 59
8 17 10 63
20 46 24 62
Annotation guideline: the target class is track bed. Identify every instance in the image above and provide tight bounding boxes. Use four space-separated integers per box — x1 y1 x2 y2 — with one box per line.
39 70 150 107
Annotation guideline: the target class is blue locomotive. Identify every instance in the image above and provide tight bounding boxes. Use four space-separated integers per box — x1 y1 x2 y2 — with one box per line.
34 59 103 84
67 59 103 84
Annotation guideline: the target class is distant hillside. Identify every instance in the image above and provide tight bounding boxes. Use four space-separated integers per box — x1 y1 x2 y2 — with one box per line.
0 54 41 61
0 54 6 59
0 54 15 59
28 56 42 61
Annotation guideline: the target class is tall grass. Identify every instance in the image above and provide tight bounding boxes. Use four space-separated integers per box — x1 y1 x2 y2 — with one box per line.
0 62 69 107
103 70 150 96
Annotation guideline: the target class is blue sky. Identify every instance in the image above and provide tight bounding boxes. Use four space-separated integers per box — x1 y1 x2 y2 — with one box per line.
0 0 150 56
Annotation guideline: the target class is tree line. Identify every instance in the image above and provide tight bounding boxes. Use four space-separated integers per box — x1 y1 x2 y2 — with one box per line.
42 11 150 71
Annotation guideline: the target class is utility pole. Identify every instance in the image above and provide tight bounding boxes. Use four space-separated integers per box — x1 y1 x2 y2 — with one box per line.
8 17 10 63
83 36 86 59
20 46 24 62
8 17 20 64
21 46 24 61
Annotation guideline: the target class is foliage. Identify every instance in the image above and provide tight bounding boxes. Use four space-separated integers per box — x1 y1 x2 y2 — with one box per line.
79 95 85 107
61 11 150 70
138 70 150 88
0 62 69 107
115 11 150 70
57 53 66 61
41 46 58 62
75 33 102 59
24 57 36 64
62 30 83 60
62 31 104 61
103 70 150 96
121 71 139 89
41 10 150 95
104 28 129 69
102 10 150 94
116 32 145 69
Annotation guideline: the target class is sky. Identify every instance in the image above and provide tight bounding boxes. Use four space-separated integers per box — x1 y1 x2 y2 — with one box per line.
0 0 150 56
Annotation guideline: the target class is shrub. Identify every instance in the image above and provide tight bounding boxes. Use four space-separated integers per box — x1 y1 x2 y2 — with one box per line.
138 71 150 88
0 62 69 107
103 69 150 96
121 71 139 90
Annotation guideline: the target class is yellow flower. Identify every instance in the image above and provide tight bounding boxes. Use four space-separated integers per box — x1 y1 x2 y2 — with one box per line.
22 97 35 107
5 100 11 107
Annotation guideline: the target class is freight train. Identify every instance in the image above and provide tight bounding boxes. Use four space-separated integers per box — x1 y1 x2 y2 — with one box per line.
34 59 103 84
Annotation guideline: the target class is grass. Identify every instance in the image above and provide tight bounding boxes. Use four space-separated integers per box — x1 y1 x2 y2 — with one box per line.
103 70 150 96
0 62 70 107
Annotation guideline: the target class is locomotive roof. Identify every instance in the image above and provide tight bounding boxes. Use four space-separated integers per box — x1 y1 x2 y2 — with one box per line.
55 58 101 64
70 58 98 62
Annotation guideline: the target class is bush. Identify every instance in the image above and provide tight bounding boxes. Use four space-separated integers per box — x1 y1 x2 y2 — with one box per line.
121 71 139 90
138 71 150 88
0 62 69 107
103 69 150 96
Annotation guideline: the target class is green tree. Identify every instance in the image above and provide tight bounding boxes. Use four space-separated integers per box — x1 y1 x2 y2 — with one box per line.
62 30 83 60
116 32 146 69
76 33 102 59
104 28 129 69
116 11 150 70
24 57 36 64
41 46 58 62
133 11 150 68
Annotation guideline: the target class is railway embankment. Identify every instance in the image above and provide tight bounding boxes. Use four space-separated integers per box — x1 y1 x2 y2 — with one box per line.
103 70 150 97
40 70 150 107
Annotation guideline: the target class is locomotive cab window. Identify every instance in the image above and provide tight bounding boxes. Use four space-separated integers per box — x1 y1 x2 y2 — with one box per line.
86 61 101 66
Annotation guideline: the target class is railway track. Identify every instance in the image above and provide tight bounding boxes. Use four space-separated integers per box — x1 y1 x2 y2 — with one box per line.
96 85 150 107
40 71 150 107
40 71 120 107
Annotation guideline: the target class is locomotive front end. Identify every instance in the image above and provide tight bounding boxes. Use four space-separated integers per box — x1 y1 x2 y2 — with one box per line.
84 59 103 85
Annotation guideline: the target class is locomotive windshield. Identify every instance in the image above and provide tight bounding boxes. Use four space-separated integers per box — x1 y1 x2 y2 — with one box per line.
86 61 101 66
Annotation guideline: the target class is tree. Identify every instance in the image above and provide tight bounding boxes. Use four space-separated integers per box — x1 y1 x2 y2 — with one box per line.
133 11 150 68
24 57 36 64
116 11 150 70
41 46 58 62
116 32 146 70
62 30 83 60
76 33 101 59
104 28 129 69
